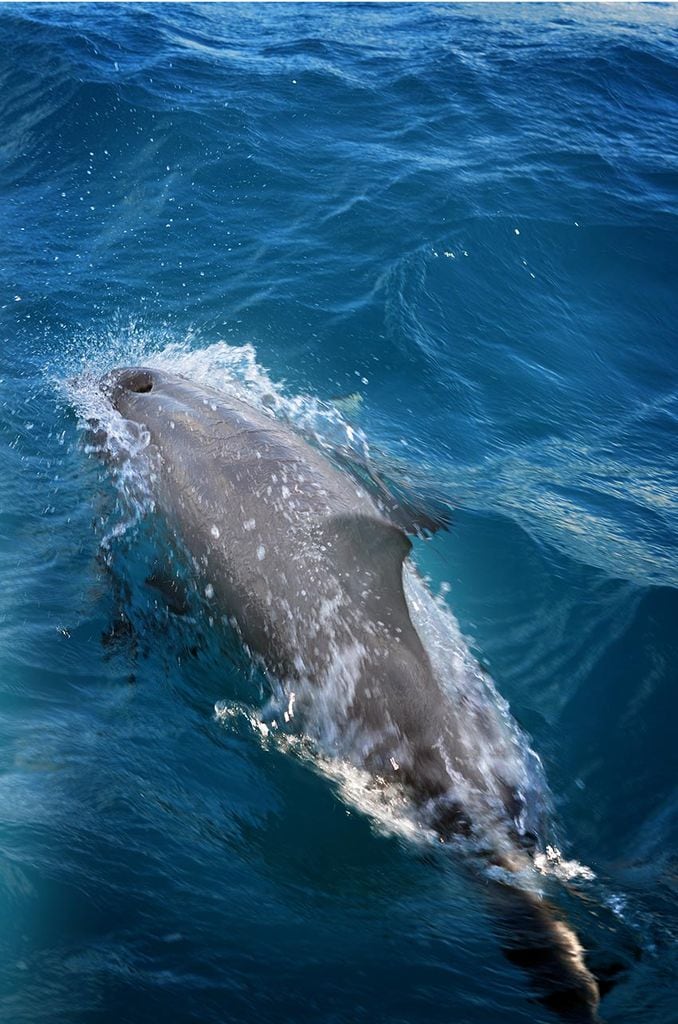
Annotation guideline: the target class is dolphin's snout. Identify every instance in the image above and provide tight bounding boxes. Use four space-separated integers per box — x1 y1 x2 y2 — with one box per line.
100 367 155 407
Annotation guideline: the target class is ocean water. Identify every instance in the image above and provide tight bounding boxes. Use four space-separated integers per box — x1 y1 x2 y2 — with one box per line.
1 3 677 1023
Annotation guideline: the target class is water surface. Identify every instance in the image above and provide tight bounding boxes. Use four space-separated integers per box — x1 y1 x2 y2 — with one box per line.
1 4 677 1023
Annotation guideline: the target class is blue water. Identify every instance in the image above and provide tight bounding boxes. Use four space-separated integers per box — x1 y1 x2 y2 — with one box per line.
1 4 677 1022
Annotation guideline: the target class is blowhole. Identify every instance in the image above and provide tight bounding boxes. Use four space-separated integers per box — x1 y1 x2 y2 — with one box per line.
124 369 154 394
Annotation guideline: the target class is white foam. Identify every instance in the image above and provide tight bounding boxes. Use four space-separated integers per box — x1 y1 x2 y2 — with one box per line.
403 563 549 841
534 844 596 882
62 369 156 548
213 698 426 844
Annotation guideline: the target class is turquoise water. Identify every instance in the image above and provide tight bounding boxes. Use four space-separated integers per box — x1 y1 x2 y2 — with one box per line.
1 4 677 1022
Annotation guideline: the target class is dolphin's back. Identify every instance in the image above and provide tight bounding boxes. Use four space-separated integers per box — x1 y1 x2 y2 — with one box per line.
108 368 421 669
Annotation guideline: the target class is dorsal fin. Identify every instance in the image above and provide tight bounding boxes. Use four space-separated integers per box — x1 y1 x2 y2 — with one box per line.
316 514 415 637
320 513 411 566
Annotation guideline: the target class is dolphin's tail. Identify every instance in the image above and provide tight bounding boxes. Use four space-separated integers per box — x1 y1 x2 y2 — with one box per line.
488 861 602 1023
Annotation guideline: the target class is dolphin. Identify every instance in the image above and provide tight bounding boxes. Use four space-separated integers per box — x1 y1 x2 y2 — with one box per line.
98 365 603 1021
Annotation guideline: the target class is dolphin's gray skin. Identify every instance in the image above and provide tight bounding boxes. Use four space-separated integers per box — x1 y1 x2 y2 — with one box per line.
99 366 602 1021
